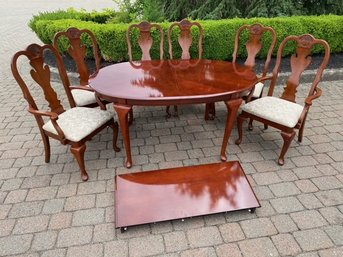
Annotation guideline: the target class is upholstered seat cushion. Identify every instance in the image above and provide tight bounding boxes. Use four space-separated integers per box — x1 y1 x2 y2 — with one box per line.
72 89 97 106
42 107 113 142
244 82 264 98
241 96 304 128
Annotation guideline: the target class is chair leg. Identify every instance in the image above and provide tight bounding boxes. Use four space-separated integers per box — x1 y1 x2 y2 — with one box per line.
70 144 88 182
173 105 178 117
235 115 246 145
298 118 307 143
204 103 215 120
41 133 50 163
264 124 268 130
248 118 254 131
128 109 134 125
166 106 171 118
279 131 296 166
111 122 120 152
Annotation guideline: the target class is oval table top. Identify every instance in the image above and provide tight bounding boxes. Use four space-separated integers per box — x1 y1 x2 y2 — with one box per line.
89 59 257 105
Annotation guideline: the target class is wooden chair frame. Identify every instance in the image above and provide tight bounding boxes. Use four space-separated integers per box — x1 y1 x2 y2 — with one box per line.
235 34 330 165
167 19 204 117
126 21 164 62
53 27 101 108
11 43 120 181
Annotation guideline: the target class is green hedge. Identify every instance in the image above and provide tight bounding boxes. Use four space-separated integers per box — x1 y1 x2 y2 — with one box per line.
29 13 343 62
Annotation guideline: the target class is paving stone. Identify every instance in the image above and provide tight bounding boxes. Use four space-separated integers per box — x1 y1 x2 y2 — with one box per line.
150 221 173 234
49 212 72 230
41 249 66 257
295 179 319 193
187 226 222 247
72 208 105 226
238 237 279 257
219 222 245 242
0 168 18 180
66 243 103 257
204 213 226 226
57 226 93 247
311 176 342 190
319 207 343 225
31 231 57 251
293 166 323 179
324 225 343 245
271 214 299 233
0 219 15 237
9 201 43 218
4 189 27 204
164 231 188 252
77 181 106 195
291 210 328 229
272 233 301 256
180 247 217 257
57 184 77 198
104 240 128 257
297 194 324 209
0 234 33 256
26 186 58 201
64 194 95 211
42 198 65 214
294 228 334 251
13 215 49 234
316 190 343 206
172 216 205 230
240 217 277 238
270 196 305 214
216 243 243 257
269 182 301 197
128 235 164 257
319 247 343 257
252 172 281 186
93 223 116 242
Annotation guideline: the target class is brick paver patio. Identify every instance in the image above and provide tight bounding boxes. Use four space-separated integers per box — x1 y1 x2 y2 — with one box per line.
0 1 342 256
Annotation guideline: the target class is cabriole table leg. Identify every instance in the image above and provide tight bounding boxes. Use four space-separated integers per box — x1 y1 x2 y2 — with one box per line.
220 98 243 161
113 104 133 168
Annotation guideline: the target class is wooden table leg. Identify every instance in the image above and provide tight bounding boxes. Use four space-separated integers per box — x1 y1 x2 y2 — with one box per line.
220 98 243 161
113 104 133 168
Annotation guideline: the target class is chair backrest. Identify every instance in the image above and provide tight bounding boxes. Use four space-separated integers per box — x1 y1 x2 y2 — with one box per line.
126 21 164 61
168 19 204 60
268 34 330 103
11 44 69 118
53 27 101 86
232 23 276 77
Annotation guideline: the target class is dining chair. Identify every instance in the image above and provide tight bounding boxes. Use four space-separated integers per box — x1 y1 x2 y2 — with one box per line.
53 27 101 108
167 19 204 117
205 23 277 121
127 21 164 61
11 43 120 181
235 34 330 165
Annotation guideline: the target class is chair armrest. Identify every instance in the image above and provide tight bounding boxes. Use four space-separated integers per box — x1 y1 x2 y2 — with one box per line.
245 76 273 102
70 85 94 92
256 75 273 84
305 87 322 106
28 107 65 140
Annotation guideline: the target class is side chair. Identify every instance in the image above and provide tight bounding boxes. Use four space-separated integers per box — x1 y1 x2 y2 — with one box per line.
11 43 120 181
53 27 101 108
167 19 204 117
235 34 330 165
205 23 277 121
126 21 164 123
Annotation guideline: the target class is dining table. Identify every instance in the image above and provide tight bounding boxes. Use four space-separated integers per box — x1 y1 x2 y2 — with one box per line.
89 59 258 168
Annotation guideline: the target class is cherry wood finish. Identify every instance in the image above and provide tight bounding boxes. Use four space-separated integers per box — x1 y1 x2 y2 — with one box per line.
127 21 164 62
167 19 204 117
11 43 120 181
116 161 260 229
235 34 330 165
89 59 257 167
53 27 101 108
206 23 277 121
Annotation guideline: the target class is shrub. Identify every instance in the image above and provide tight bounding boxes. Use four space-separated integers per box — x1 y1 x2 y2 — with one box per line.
29 12 343 62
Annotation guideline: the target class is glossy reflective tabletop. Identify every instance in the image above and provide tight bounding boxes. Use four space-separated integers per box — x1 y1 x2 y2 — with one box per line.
89 60 258 168
115 161 260 229
89 59 257 105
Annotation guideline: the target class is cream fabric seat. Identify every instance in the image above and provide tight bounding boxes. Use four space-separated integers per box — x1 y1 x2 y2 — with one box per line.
241 96 304 128
244 82 264 98
42 107 113 142
71 89 97 106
